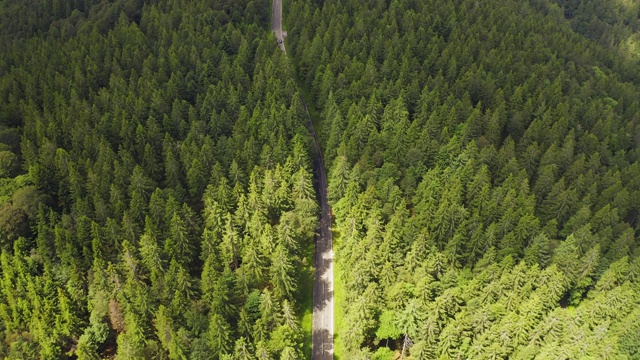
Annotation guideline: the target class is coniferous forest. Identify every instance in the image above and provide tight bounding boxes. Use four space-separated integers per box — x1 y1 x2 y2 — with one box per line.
0 0 639 359
286 0 640 358
0 0 318 358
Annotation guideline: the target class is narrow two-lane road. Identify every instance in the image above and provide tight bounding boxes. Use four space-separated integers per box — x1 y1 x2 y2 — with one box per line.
271 2 334 359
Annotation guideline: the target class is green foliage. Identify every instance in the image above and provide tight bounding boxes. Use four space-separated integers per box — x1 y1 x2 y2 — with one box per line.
0 151 18 178
372 347 394 360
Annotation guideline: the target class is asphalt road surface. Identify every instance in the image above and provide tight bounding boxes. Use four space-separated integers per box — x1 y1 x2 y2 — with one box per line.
307 116 334 360
272 2 333 358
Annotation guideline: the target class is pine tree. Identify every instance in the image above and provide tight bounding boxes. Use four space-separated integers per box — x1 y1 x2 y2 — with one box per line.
164 211 194 266
207 313 232 358
154 305 189 360
269 244 297 299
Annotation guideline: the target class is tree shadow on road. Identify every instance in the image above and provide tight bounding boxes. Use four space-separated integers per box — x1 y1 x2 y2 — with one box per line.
311 328 334 360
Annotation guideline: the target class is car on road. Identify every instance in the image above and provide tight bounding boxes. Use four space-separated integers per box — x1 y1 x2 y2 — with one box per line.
278 39 283 44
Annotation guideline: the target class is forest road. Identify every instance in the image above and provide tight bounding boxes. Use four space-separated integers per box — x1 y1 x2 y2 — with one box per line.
306 106 334 360
272 0 286 52
272 1 333 358
271 0 333 357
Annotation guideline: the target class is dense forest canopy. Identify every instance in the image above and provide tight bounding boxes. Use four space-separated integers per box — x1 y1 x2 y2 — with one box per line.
0 0 639 359
285 0 639 358
0 0 316 359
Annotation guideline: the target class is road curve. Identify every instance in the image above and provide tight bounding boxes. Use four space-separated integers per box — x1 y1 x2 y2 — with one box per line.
271 1 334 359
